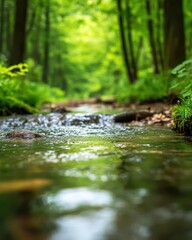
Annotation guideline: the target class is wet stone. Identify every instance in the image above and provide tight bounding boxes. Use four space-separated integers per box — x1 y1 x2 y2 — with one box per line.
6 130 43 139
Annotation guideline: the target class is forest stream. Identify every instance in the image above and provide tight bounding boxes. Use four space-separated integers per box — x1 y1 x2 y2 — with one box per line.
0 104 192 240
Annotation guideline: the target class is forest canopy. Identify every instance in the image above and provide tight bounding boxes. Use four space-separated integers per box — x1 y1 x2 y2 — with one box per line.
0 0 191 106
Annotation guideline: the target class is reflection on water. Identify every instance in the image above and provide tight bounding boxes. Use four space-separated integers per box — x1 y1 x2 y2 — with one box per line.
4 190 55 240
47 188 113 210
52 209 115 240
0 113 192 239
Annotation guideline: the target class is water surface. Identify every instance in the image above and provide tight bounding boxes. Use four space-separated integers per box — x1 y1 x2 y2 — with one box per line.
0 111 192 240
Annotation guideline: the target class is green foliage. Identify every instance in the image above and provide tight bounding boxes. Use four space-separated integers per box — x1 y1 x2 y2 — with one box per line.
171 58 192 135
171 58 192 98
0 63 28 78
0 64 28 103
172 98 192 135
0 64 65 116
25 59 42 82
0 96 37 116
17 81 65 108
1 0 191 102
118 74 172 102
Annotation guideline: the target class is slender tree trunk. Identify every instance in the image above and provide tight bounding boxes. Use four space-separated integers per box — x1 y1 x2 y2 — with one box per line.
126 0 137 80
42 1 50 83
26 10 36 35
156 0 164 71
135 36 143 67
0 0 5 54
164 0 185 70
9 0 28 65
117 0 133 84
5 9 11 55
33 21 41 65
145 0 159 74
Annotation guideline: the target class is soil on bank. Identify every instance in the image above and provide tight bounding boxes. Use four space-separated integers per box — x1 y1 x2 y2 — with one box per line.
43 99 173 128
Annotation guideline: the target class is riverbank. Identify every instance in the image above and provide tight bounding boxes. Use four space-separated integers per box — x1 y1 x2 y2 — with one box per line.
44 99 173 128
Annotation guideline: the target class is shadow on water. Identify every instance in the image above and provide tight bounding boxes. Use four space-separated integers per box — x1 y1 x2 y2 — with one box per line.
0 111 192 239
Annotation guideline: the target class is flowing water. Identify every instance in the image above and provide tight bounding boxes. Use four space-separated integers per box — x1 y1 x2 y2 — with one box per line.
0 106 192 240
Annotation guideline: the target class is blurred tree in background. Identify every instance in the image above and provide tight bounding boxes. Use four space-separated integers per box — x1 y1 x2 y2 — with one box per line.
0 0 190 102
164 0 185 70
9 0 28 65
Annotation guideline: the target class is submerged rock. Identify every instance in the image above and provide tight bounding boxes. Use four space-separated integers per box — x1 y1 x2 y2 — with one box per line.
6 130 43 139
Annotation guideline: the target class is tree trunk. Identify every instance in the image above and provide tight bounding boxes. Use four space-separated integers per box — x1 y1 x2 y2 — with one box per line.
156 0 164 71
145 0 159 74
126 0 137 80
0 0 5 54
164 0 186 70
117 0 134 84
30 12 42 65
5 9 12 56
135 36 143 67
26 10 36 35
9 0 28 65
42 1 50 84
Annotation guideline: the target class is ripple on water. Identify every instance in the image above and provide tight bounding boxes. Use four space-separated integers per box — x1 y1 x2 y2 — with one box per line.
0 112 192 240
0 113 143 138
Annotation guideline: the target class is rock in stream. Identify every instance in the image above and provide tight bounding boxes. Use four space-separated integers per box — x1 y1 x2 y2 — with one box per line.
6 130 43 139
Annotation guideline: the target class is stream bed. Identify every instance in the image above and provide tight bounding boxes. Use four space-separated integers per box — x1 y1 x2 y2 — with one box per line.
0 108 192 240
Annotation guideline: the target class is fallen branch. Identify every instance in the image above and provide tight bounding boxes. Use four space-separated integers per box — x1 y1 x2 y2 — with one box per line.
114 111 154 123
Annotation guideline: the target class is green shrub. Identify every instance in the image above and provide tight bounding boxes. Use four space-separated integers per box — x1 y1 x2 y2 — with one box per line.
16 81 65 108
171 58 192 98
171 58 192 135
118 74 172 102
0 96 38 115
172 98 192 134
0 63 65 116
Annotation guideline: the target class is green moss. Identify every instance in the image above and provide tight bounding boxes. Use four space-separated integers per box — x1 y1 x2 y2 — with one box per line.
0 96 38 115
